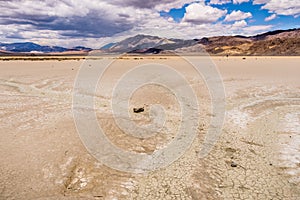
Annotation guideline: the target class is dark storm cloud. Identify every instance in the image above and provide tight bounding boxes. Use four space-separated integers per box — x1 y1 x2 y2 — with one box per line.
45 14 134 38
5 32 26 39
118 13 130 18
0 15 57 26
0 15 132 38
109 0 174 9
0 0 135 38
0 0 195 43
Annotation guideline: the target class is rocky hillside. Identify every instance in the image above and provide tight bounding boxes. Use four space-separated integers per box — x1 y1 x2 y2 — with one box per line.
105 34 196 53
204 29 300 56
0 28 299 56
0 42 91 55
103 28 300 56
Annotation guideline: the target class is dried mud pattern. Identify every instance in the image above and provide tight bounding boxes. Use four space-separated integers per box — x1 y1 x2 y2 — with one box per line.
223 85 300 199
0 78 71 131
0 58 300 199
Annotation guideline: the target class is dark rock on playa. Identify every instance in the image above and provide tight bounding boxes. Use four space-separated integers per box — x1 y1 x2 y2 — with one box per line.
231 162 238 167
133 107 144 113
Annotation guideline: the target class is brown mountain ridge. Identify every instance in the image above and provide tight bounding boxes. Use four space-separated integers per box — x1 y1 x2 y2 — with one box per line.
106 28 300 56
1 28 299 56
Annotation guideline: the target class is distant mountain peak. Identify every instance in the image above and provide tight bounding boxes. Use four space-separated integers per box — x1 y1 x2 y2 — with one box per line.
0 42 91 54
100 28 300 56
0 28 299 56
106 34 172 53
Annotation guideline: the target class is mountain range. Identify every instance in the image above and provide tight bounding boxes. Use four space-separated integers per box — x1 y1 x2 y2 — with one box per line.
0 43 92 55
1 28 299 56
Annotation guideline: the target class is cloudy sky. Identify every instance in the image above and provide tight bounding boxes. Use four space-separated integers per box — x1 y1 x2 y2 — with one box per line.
0 0 299 48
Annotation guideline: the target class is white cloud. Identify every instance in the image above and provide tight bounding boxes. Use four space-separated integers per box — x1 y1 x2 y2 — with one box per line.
233 0 250 4
1 0 107 18
155 0 197 12
265 14 277 21
243 25 273 32
0 0 156 39
182 3 227 24
210 0 231 5
253 0 270 4
0 22 273 48
0 0 279 48
224 10 252 21
108 0 197 12
232 20 247 28
261 0 300 16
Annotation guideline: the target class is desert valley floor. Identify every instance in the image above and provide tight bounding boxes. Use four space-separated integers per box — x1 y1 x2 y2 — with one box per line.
0 56 299 199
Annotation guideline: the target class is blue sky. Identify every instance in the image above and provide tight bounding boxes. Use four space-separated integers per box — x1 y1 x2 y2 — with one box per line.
0 0 299 48
161 1 299 30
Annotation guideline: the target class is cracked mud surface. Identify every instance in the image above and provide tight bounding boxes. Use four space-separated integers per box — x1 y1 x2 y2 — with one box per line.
0 57 299 199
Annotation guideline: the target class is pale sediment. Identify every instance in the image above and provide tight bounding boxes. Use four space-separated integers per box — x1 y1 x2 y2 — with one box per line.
0 57 299 199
